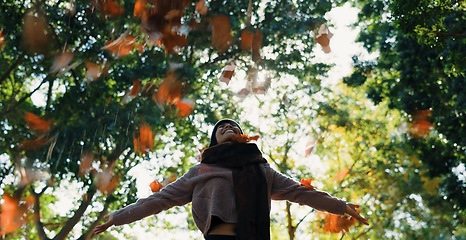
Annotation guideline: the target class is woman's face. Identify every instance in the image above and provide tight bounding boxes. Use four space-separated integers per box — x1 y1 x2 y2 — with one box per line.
215 122 241 144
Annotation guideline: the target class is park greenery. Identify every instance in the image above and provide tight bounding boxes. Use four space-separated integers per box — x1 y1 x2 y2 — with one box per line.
0 0 464 239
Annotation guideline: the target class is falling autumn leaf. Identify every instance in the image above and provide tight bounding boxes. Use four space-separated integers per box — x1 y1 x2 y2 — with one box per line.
408 109 433 138
20 134 53 150
209 15 233 53
129 79 142 97
0 29 6 52
305 141 317 157
102 31 143 58
300 178 315 189
219 62 236 85
231 134 260 143
96 168 119 194
335 169 350 182
175 99 195 117
314 23 333 53
24 112 53 133
195 0 208 15
79 152 94 178
0 194 34 235
133 0 147 18
49 51 76 74
321 211 358 233
133 123 154 154
251 29 263 62
21 7 50 54
152 71 183 107
91 0 124 18
84 61 102 82
150 180 163 192
240 29 254 51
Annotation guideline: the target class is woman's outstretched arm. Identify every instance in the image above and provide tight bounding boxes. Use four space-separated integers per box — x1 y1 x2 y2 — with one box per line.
93 214 114 235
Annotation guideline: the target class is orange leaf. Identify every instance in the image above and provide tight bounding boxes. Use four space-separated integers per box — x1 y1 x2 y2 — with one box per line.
300 178 315 189
175 99 195 117
335 169 349 182
92 0 124 17
231 134 260 143
84 61 103 82
209 15 233 53
152 72 182 107
195 0 208 15
322 212 357 233
129 79 142 96
102 32 142 58
133 124 154 154
150 180 163 192
20 134 52 150
0 194 34 235
408 109 433 138
21 7 50 54
133 0 146 18
0 29 6 52
24 112 52 133
50 51 74 73
305 141 316 157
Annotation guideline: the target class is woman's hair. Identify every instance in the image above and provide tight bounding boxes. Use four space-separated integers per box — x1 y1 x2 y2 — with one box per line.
209 119 243 147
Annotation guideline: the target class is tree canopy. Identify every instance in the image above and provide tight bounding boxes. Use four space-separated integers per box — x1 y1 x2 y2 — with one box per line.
0 0 464 239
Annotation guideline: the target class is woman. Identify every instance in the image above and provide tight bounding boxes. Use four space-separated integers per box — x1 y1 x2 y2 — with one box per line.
94 119 368 239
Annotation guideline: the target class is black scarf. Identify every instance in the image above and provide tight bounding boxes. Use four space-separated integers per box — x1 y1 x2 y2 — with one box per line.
201 142 270 240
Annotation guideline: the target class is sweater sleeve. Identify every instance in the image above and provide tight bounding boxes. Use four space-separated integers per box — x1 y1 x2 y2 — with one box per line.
268 167 347 215
112 170 194 226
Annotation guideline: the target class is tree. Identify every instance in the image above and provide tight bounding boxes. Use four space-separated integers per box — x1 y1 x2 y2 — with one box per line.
0 0 341 239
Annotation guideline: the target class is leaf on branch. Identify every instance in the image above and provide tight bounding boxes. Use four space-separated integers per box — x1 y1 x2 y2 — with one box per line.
219 62 236 85
209 15 233 53
21 7 50 54
0 194 35 235
195 0 208 15
133 123 154 154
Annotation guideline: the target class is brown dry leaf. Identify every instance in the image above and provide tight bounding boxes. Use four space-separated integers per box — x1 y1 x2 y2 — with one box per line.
20 134 53 150
96 167 119 194
315 24 333 53
129 79 142 96
219 62 236 85
164 9 182 20
133 0 147 18
209 15 233 53
84 61 102 81
22 7 50 54
79 151 94 177
240 29 254 51
252 29 262 62
305 141 317 157
24 112 53 133
50 51 74 73
195 0 208 15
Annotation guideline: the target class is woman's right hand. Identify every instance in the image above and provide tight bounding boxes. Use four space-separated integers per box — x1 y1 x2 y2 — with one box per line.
93 214 114 235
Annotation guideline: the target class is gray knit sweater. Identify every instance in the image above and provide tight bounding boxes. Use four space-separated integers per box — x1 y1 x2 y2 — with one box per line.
112 162 347 236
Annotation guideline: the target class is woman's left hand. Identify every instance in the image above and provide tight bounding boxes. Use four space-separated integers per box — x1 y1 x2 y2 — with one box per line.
345 203 369 225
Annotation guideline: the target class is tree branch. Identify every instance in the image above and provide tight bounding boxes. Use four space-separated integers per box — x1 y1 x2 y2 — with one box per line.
0 53 25 86
52 186 96 240
31 186 51 240
77 196 114 240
